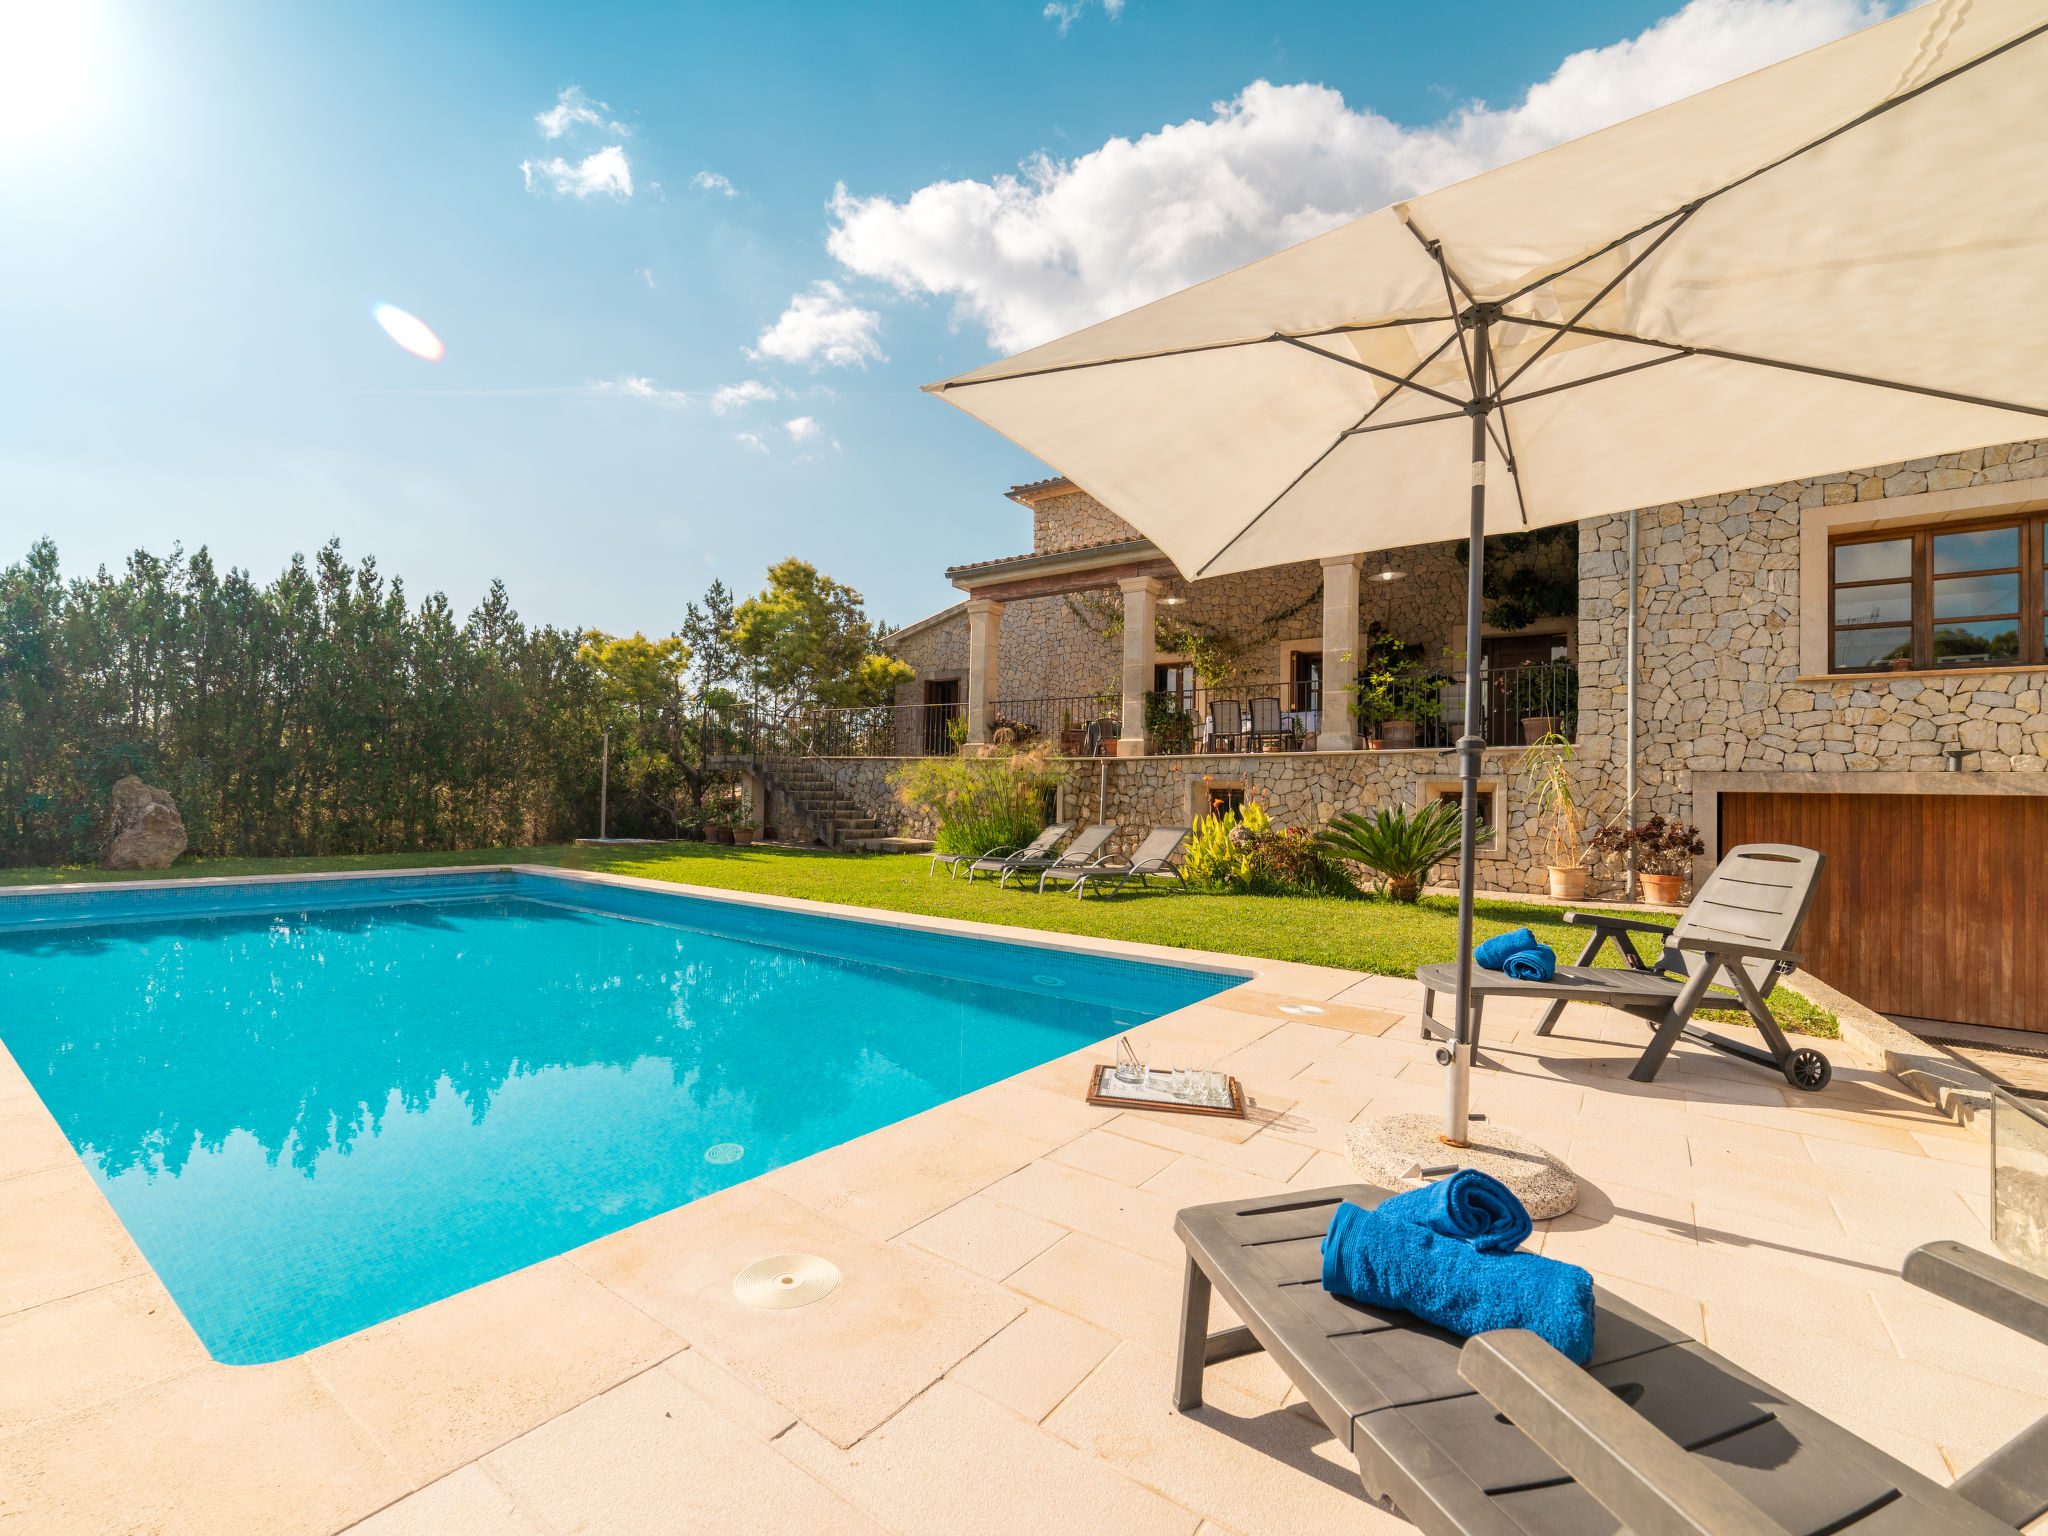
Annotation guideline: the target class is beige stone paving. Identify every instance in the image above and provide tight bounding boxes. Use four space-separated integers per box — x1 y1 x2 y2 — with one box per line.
2 880 2044 1535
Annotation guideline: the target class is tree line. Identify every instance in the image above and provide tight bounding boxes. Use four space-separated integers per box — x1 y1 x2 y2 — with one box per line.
0 539 908 866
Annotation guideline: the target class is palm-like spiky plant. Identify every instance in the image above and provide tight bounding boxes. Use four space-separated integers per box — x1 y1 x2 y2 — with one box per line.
1316 800 1491 902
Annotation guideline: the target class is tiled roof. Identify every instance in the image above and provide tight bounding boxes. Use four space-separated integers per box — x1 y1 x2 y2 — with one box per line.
1004 476 1076 505
944 536 1153 577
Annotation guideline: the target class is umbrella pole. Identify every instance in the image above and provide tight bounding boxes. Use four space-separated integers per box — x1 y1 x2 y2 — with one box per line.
1446 405 1487 1146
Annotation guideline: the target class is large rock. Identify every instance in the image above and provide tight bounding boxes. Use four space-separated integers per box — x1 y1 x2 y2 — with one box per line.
104 776 188 870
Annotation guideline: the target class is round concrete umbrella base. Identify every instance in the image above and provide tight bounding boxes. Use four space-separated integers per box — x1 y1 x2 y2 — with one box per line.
1344 1111 1579 1221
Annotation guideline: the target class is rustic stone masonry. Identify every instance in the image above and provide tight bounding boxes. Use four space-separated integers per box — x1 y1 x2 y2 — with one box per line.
1576 435 2048 845
800 747 1575 894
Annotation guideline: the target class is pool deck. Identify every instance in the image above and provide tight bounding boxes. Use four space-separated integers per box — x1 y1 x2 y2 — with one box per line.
0 868 2041 1535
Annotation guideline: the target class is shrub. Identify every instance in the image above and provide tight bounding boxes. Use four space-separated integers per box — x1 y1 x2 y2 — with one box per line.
889 748 1061 856
1588 814 1704 876
1317 800 1489 902
1184 799 1356 897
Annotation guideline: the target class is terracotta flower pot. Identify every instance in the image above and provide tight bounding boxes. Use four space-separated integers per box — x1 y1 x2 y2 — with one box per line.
1378 720 1418 750
1547 865 1588 900
733 827 756 845
1640 872 1683 905
712 826 735 845
1520 715 1559 745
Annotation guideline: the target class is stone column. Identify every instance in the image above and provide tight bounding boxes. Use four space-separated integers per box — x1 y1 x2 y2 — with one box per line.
1117 576 1164 758
964 598 1004 749
1317 554 1365 751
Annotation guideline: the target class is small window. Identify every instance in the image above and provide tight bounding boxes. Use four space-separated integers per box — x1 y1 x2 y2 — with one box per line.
1435 787 1494 830
1206 786 1244 819
1831 517 2045 673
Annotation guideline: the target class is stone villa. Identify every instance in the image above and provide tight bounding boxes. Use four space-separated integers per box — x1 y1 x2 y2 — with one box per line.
782 441 2048 1036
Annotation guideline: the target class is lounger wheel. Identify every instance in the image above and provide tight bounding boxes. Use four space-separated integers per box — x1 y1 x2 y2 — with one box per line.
1783 1047 1831 1092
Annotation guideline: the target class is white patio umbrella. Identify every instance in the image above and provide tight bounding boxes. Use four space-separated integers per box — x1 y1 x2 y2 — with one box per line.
927 0 2048 1143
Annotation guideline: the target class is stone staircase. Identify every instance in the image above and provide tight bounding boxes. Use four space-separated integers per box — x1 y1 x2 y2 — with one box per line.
752 757 931 853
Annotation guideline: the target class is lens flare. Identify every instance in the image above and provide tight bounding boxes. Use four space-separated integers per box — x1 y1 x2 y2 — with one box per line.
372 303 445 362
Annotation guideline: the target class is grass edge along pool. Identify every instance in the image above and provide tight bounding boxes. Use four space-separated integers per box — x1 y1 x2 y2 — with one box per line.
0 868 1244 1364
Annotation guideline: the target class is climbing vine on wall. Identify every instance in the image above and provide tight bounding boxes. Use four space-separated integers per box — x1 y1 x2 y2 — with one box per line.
1452 524 1580 631
1065 579 1328 686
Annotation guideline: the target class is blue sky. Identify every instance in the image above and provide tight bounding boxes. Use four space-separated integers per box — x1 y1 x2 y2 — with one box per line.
0 0 1894 633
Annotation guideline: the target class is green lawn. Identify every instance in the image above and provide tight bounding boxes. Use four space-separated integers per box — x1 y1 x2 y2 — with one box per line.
1 841 1837 1036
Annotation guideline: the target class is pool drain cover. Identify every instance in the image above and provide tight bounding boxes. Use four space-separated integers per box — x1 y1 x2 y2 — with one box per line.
734 1253 841 1310
704 1143 745 1164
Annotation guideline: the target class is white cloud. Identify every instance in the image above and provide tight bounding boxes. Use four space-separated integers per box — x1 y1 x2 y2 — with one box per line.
735 432 768 453
535 86 625 140
748 280 885 369
1044 0 1122 33
712 379 780 415
592 375 690 407
785 415 822 442
828 0 1891 353
635 267 655 287
521 144 633 199
692 170 737 197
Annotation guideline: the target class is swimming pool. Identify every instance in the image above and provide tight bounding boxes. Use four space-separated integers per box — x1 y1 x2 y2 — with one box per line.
0 869 1241 1365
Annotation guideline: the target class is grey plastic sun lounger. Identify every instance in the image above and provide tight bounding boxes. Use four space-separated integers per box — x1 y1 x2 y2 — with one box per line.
1176 1184 2048 1536
1044 824 1191 898
929 820 1073 879
998 821 1116 889
958 821 1076 883
1415 844 1831 1091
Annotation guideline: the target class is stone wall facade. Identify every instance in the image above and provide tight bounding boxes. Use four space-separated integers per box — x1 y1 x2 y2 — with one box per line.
1033 488 1144 553
1575 435 2048 854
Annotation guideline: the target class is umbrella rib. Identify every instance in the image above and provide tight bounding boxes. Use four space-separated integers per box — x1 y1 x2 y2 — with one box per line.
1343 406 1471 437
1495 18 2048 308
1274 336 1469 410
1196 334 1473 577
1507 317 2048 419
1493 205 1699 395
1498 349 1697 406
927 318 1451 393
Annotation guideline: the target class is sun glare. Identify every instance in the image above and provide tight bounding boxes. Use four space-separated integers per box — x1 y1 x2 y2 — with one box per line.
372 303 446 363
0 0 100 147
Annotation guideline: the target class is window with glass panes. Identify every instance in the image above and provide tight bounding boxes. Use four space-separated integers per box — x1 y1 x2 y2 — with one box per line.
1830 516 2047 672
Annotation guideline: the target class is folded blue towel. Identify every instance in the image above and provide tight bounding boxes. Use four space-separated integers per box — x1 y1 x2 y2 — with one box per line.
1501 944 1558 983
1321 1200 1595 1363
1374 1169 1533 1255
1474 927 1538 970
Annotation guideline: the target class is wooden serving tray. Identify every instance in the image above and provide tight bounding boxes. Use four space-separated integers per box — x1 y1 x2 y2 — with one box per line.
1085 1064 1247 1119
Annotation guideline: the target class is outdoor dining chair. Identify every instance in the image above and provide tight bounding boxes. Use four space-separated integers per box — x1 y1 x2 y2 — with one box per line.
1245 696 1285 751
1414 843 1831 1090
1205 701 1244 753
1175 1184 2048 1536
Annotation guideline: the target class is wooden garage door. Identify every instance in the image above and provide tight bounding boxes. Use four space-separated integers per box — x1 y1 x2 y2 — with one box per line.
1719 792 2048 1032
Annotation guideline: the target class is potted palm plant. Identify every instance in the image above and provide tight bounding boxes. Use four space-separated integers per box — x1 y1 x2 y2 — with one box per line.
1316 800 1491 902
1520 730 1590 898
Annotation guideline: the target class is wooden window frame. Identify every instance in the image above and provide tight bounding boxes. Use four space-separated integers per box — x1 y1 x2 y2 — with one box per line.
1829 513 2046 674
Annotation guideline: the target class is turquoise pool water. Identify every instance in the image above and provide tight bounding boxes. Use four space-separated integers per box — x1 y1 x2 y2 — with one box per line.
0 871 1238 1364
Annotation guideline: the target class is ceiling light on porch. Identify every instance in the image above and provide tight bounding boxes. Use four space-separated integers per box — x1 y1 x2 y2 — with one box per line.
1370 568 1406 582
1162 595 1183 605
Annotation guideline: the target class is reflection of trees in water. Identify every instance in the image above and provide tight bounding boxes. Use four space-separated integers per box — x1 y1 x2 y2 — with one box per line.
3 897 1112 1176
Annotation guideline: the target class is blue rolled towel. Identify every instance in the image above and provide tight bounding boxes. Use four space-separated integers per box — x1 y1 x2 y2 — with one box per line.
1501 944 1557 983
1321 1200 1595 1363
1474 926 1538 970
1375 1168 1533 1255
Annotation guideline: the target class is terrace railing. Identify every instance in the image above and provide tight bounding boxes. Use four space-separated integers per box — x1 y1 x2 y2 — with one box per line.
990 694 1120 755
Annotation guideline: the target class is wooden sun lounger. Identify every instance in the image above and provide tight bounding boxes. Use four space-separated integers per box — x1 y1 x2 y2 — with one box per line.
1415 844 1833 1090
1175 1185 2048 1536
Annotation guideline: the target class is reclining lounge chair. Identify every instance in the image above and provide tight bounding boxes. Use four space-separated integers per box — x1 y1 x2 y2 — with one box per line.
1176 1183 2048 1536
1415 843 1832 1091
998 821 1115 889
1042 824 1191 898
929 820 1073 880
